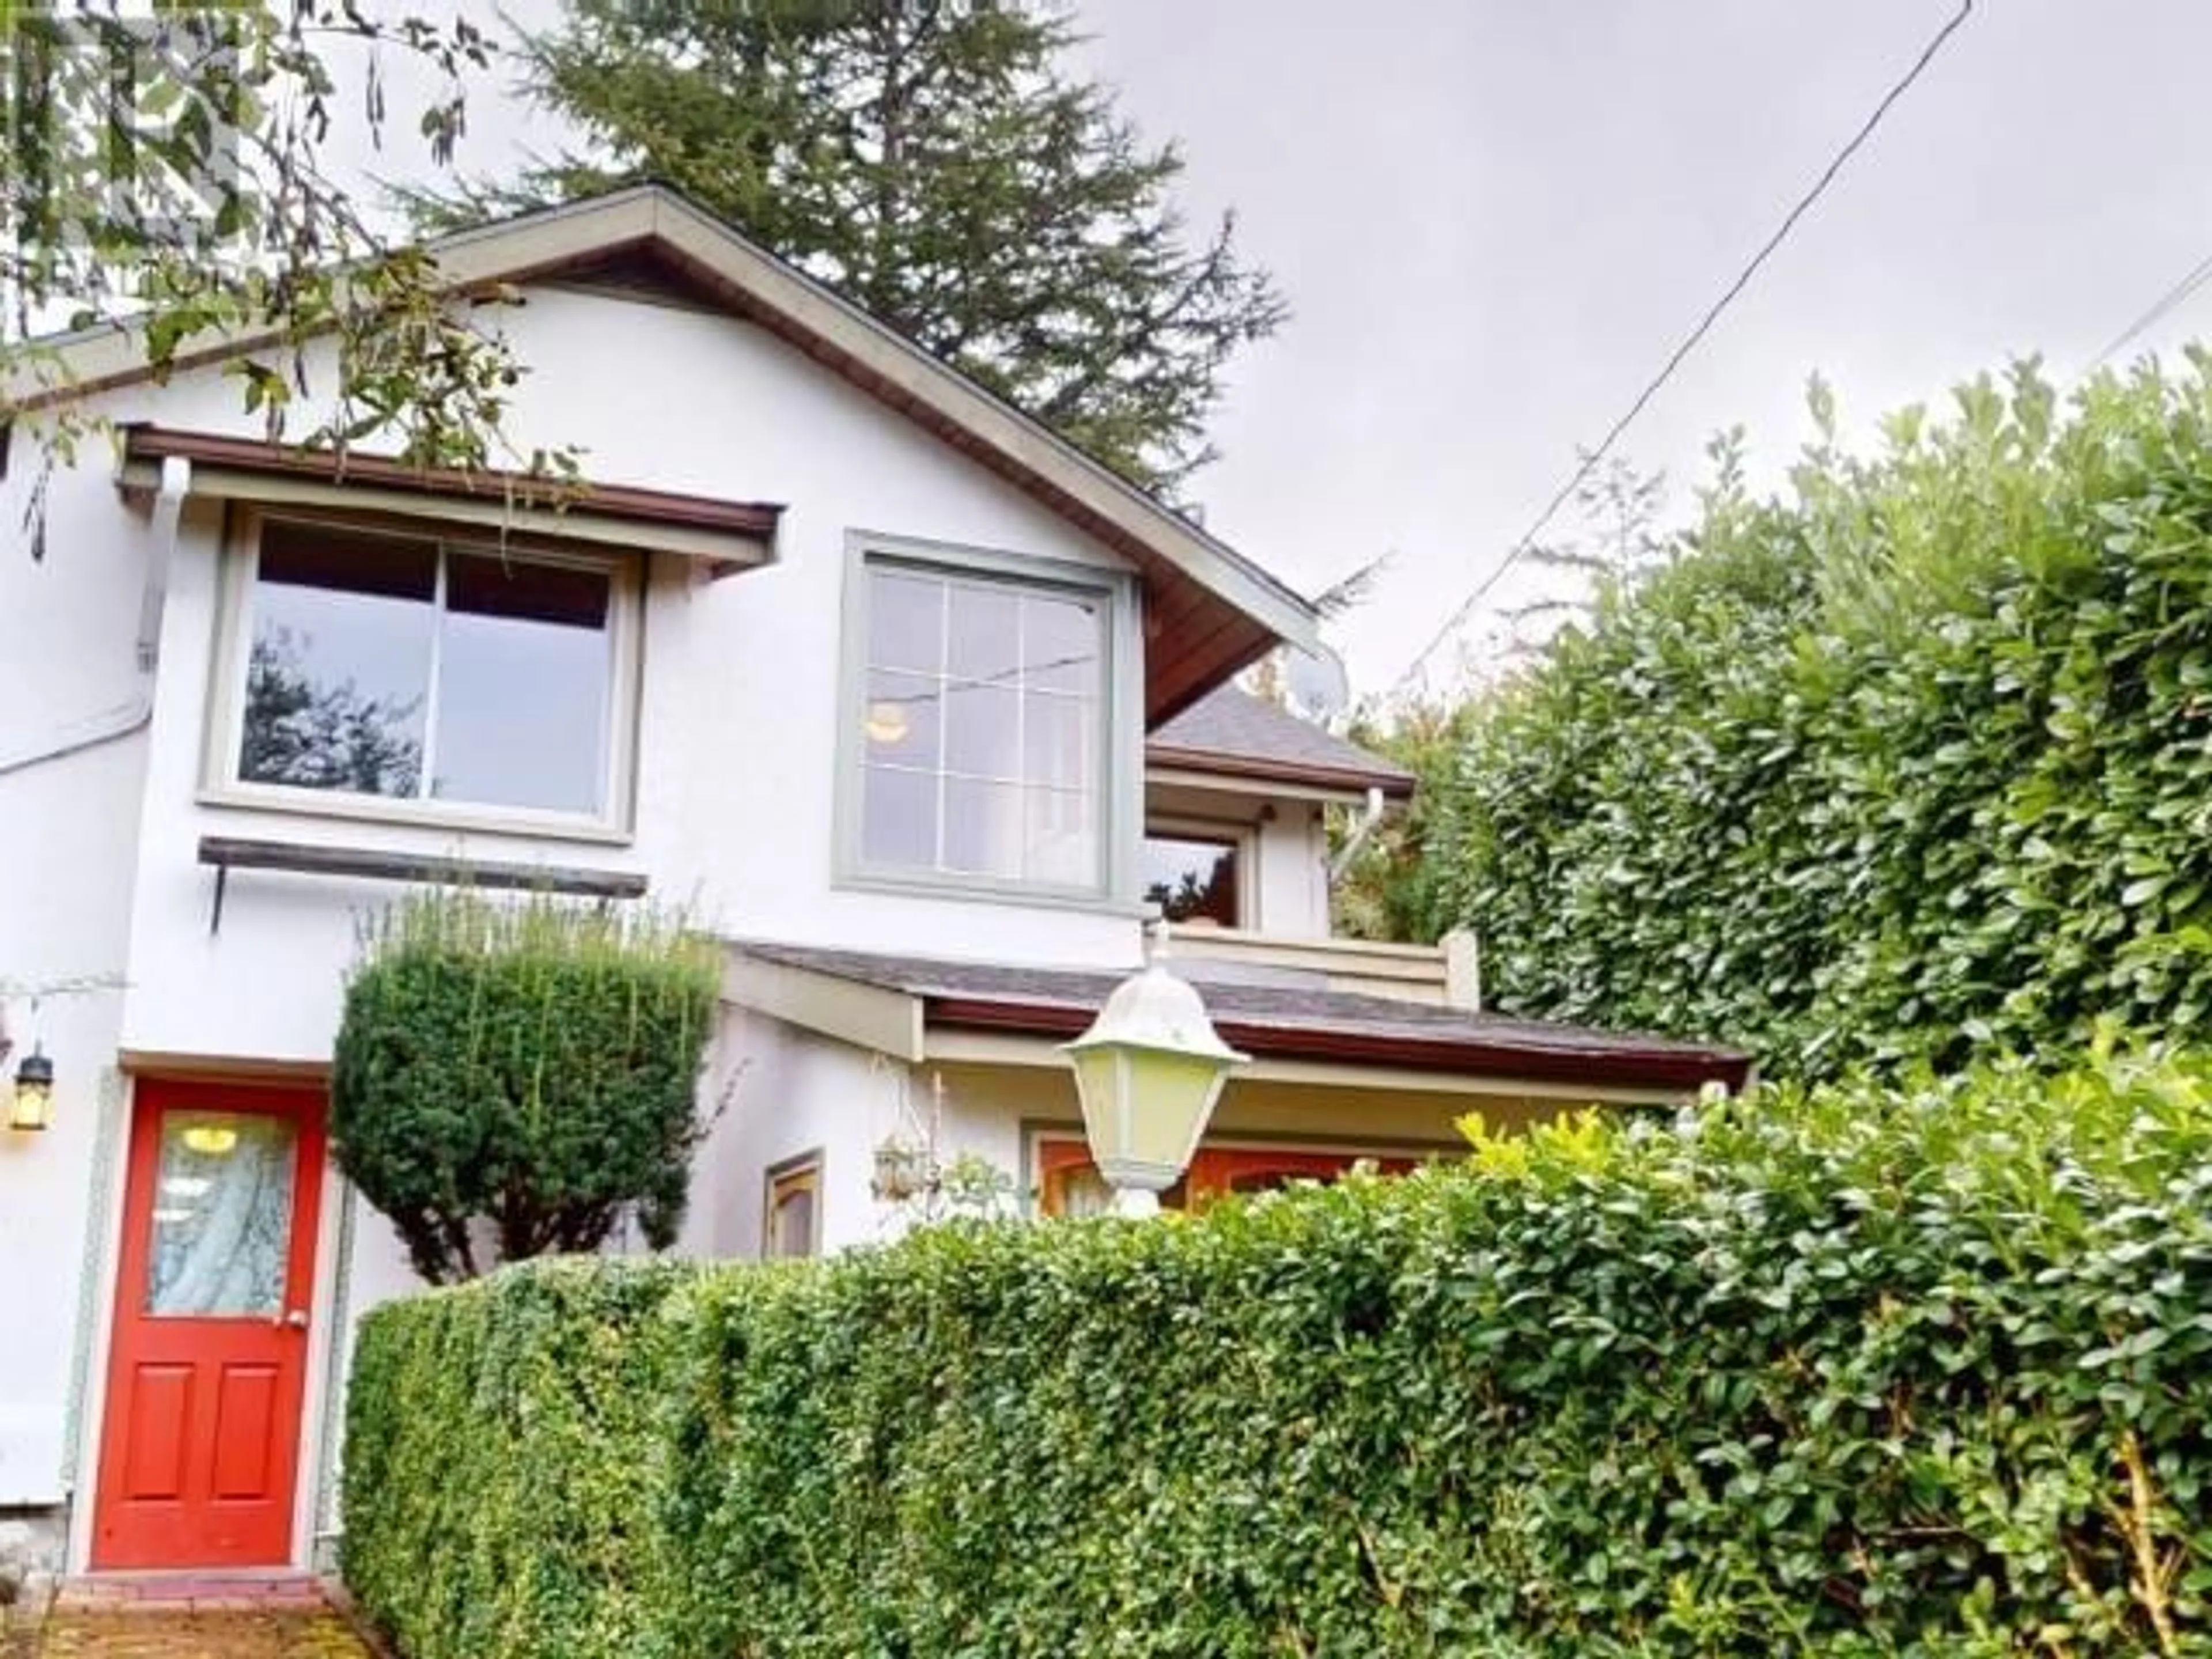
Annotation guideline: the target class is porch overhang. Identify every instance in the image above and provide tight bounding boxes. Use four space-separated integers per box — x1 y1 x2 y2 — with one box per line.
918 1028 1715 1107
116 423 783 578
723 950 925 1062
1145 762 1397 809
1144 753 1415 804
724 941 1753 1103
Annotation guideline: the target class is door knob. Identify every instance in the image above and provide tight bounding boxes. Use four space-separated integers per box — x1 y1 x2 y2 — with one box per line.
277 1309 309 1330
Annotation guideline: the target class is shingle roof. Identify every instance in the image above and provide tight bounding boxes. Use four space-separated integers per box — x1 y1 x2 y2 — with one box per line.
1146 686 1416 798
737 941 1750 1093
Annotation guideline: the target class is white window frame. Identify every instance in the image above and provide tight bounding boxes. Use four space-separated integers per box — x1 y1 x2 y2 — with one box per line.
202 506 645 842
834 532 1143 909
1141 813 1258 930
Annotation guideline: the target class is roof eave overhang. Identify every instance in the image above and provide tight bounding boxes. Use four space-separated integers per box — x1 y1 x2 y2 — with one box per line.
722 952 926 1061
628 193 1313 719
118 424 782 575
20 185 1318 718
920 1028 1713 1108
924 996 1753 1094
722 949 1753 1099
1144 746 1418 802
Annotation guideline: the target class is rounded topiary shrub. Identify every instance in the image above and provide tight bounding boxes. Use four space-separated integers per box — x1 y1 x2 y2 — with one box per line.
332 888 719 1282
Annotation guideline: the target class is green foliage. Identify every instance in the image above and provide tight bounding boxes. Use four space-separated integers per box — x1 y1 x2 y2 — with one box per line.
347 1052 2212 1655
342 1258 696 1659
1332 694 1487 941
4 6 536 504
1335 459 1668 944
414 0 1285 490
1421 357 2212 1080
240 635 423 796
331 890 719 1283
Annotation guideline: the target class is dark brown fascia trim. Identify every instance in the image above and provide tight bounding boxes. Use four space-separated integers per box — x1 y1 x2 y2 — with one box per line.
925 997 1753 1093
122 425 784 540
1143 743 1418 801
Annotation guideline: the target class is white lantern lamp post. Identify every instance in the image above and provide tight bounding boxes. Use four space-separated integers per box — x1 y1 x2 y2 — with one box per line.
1060 923 1249 1217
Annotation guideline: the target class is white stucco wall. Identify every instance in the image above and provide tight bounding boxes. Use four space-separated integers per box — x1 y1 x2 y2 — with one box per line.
9 280 1164 1064
105 283 1149 1065
686 1009 918 1258
0 415 161 1513
0 275 1192 1554
0 755 139 1509
491 283 1149 965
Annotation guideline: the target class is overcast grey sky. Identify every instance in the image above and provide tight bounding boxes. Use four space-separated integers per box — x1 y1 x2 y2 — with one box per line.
382 2 2212 692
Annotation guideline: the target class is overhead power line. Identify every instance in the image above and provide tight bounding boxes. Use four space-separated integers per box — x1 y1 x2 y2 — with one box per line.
2088 247 2212 372
1393 0 1976 692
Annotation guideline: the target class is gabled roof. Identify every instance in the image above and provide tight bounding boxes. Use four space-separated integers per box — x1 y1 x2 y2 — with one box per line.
1147 685 1416 799
733 941 1752 1096
14 185 1317 721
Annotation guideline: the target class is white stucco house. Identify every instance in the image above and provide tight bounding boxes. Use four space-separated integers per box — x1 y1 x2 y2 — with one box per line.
0 187 1747 1577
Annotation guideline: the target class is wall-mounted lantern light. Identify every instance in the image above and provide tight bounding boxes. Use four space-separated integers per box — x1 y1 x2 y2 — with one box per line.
2 981 116 1137
1060 924 1248 1217
9 1045 54 1134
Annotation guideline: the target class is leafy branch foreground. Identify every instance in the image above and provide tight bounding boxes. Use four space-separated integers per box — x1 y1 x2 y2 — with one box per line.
2 6 541 492
348 1050 2212 1656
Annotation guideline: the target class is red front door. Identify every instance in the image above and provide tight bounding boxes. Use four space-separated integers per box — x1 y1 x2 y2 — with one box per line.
91 1078 327 1570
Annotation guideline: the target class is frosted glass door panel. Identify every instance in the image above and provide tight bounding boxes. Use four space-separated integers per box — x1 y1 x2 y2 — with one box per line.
145 1112 298 1319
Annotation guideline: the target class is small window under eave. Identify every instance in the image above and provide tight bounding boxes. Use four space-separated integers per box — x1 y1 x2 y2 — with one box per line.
114 424 781 579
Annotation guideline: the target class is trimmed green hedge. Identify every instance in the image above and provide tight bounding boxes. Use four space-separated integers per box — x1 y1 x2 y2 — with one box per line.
1420 362 2212 1081
341 1257 697 1657
346 1053 2212 1656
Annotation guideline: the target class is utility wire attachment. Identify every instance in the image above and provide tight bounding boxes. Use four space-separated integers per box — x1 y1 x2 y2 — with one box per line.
2087 248 2212 372
1393 0 1976 692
